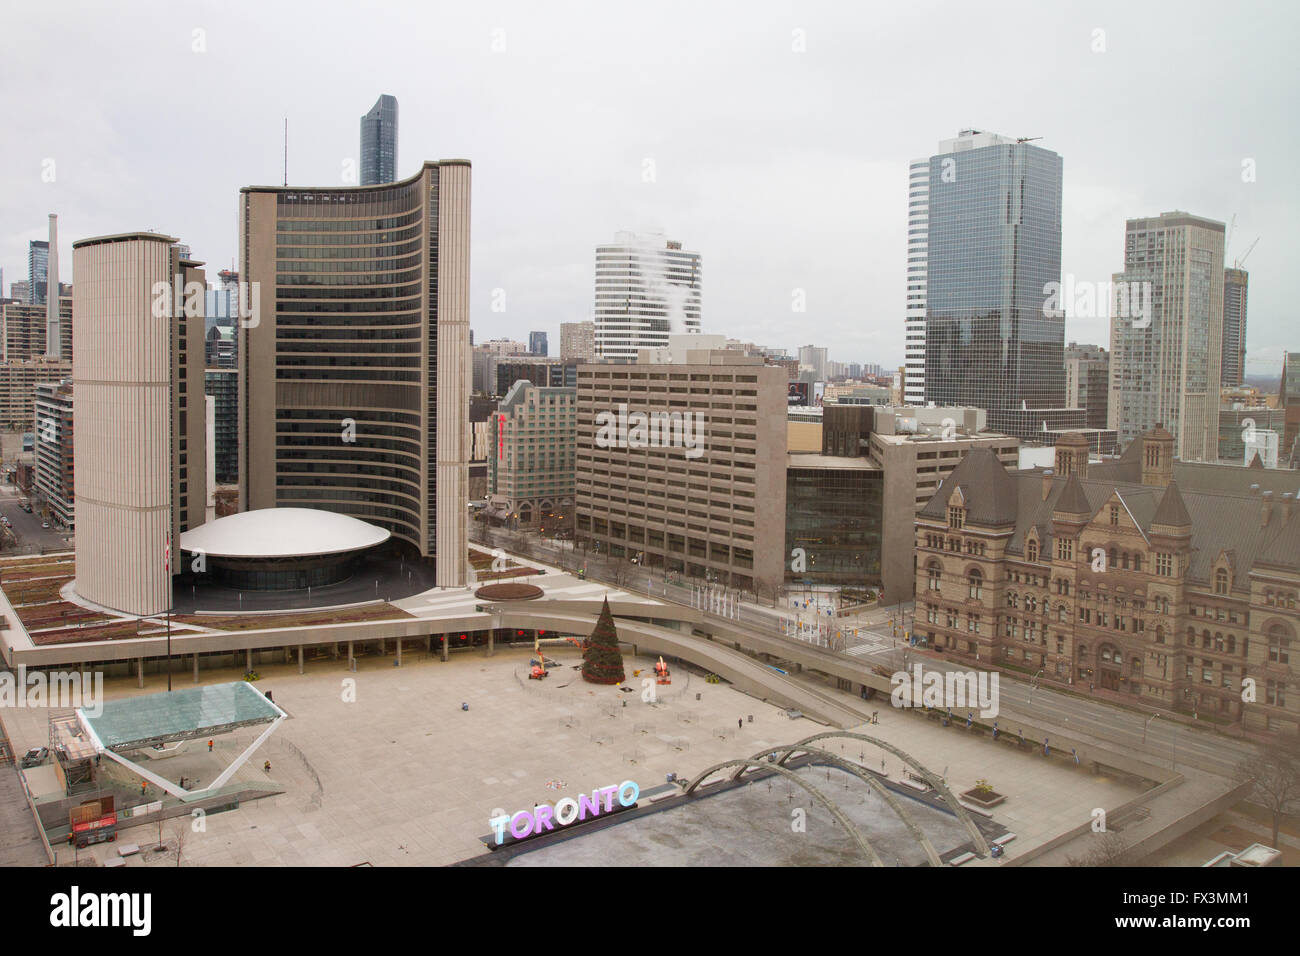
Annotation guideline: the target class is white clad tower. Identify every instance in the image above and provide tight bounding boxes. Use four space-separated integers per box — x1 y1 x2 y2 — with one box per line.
594 231 701 361
903 159 929 404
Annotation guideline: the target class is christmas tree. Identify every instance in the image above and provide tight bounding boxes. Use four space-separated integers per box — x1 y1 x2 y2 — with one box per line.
582 597 625 685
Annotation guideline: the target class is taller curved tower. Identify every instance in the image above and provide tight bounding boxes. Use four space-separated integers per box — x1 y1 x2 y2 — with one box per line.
239 161 470 585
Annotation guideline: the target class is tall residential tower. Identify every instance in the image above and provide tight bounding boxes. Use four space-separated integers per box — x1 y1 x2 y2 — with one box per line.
1108 211 1226 461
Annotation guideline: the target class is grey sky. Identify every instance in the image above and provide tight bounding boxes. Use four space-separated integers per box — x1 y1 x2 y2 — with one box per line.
2 0 1295 374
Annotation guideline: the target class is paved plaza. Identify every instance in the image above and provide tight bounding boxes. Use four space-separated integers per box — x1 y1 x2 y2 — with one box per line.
0 633 1154 867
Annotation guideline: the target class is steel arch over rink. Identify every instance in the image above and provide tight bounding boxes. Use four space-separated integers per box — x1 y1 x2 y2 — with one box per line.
682 759 885 866
738 746 944 867
776 731 991 858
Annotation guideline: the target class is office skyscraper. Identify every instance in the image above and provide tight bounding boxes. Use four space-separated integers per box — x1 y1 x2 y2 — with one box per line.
1221 267 1248 388
921 130 1066 437
1108 211 1226 461
28 239 49 305
72 233 207 615
240 161 471 585
529 331 548 356
360 94 398 186
593 231 701 361
903 158 929 404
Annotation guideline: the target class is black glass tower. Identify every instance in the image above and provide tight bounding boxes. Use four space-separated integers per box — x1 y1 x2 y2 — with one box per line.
360 94 398 186
922 134 1065 435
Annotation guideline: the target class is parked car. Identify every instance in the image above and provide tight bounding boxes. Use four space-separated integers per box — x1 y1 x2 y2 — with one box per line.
21 747 48 768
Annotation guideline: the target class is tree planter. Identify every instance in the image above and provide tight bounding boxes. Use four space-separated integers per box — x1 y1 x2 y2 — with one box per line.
961 788 1005 808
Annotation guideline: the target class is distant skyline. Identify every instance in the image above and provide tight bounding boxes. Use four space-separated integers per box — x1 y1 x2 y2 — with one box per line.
2 0 1295 373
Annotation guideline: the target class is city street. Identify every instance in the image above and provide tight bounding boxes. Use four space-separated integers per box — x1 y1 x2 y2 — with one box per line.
0 480 70 553
473 523 1258 779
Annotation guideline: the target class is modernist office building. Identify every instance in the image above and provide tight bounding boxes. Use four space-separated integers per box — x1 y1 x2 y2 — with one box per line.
593 232 701 361
528 331 548 356
33 379 74 529
494 358 577 397
921 130 1077 440
1 297 72 361
72 233 207 615
1108 212 1226 462
575 350 786 593
560 321 596 362
205 368 238 485
1064 343 1109 431
239 161 471 586
359 94 399 186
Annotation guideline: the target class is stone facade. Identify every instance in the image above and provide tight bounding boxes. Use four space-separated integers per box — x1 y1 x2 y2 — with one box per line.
913 427 1300 736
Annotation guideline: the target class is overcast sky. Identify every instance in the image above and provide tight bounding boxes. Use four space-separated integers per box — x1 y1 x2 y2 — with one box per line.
2 0 1295 374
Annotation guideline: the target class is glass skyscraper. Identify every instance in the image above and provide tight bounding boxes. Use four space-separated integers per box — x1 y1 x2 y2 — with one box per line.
360 94 398 186
28 239 49 305
922 130 1065 435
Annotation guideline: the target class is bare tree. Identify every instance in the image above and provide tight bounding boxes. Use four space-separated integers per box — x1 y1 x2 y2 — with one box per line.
171 823 188 867
1237 736 1300 849
1065 831 1130 867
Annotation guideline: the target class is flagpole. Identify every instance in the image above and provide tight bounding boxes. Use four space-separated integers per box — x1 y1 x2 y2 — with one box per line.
165 536 172 692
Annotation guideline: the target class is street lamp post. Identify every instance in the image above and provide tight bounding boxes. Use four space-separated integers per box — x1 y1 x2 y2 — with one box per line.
1143 713 1159 745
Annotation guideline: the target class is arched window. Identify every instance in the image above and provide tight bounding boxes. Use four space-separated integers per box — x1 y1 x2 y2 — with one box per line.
926 562 942 593
1155 626 1166 645
968 570 983 600
1057 605 1067 623
1202 629 1211 649
1227 635 1236 654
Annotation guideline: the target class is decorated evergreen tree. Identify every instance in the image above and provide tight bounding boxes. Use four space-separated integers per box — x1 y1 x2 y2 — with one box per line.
582 597 625 685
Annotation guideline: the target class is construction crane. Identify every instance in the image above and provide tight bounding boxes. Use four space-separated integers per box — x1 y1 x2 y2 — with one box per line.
1235 237 1260 269
1225 213 1237 258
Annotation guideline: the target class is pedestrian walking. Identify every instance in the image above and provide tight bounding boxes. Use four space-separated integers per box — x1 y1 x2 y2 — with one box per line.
207 739 213 752
140 780 147 796
738 718 743 730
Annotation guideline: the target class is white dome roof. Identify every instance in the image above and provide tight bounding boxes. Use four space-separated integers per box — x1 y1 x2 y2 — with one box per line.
179 508 391 559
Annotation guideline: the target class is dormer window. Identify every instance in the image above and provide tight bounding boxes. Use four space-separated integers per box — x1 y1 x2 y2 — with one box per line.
948 506 964 529
1027 539 1038 563
1214 567 1229 595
